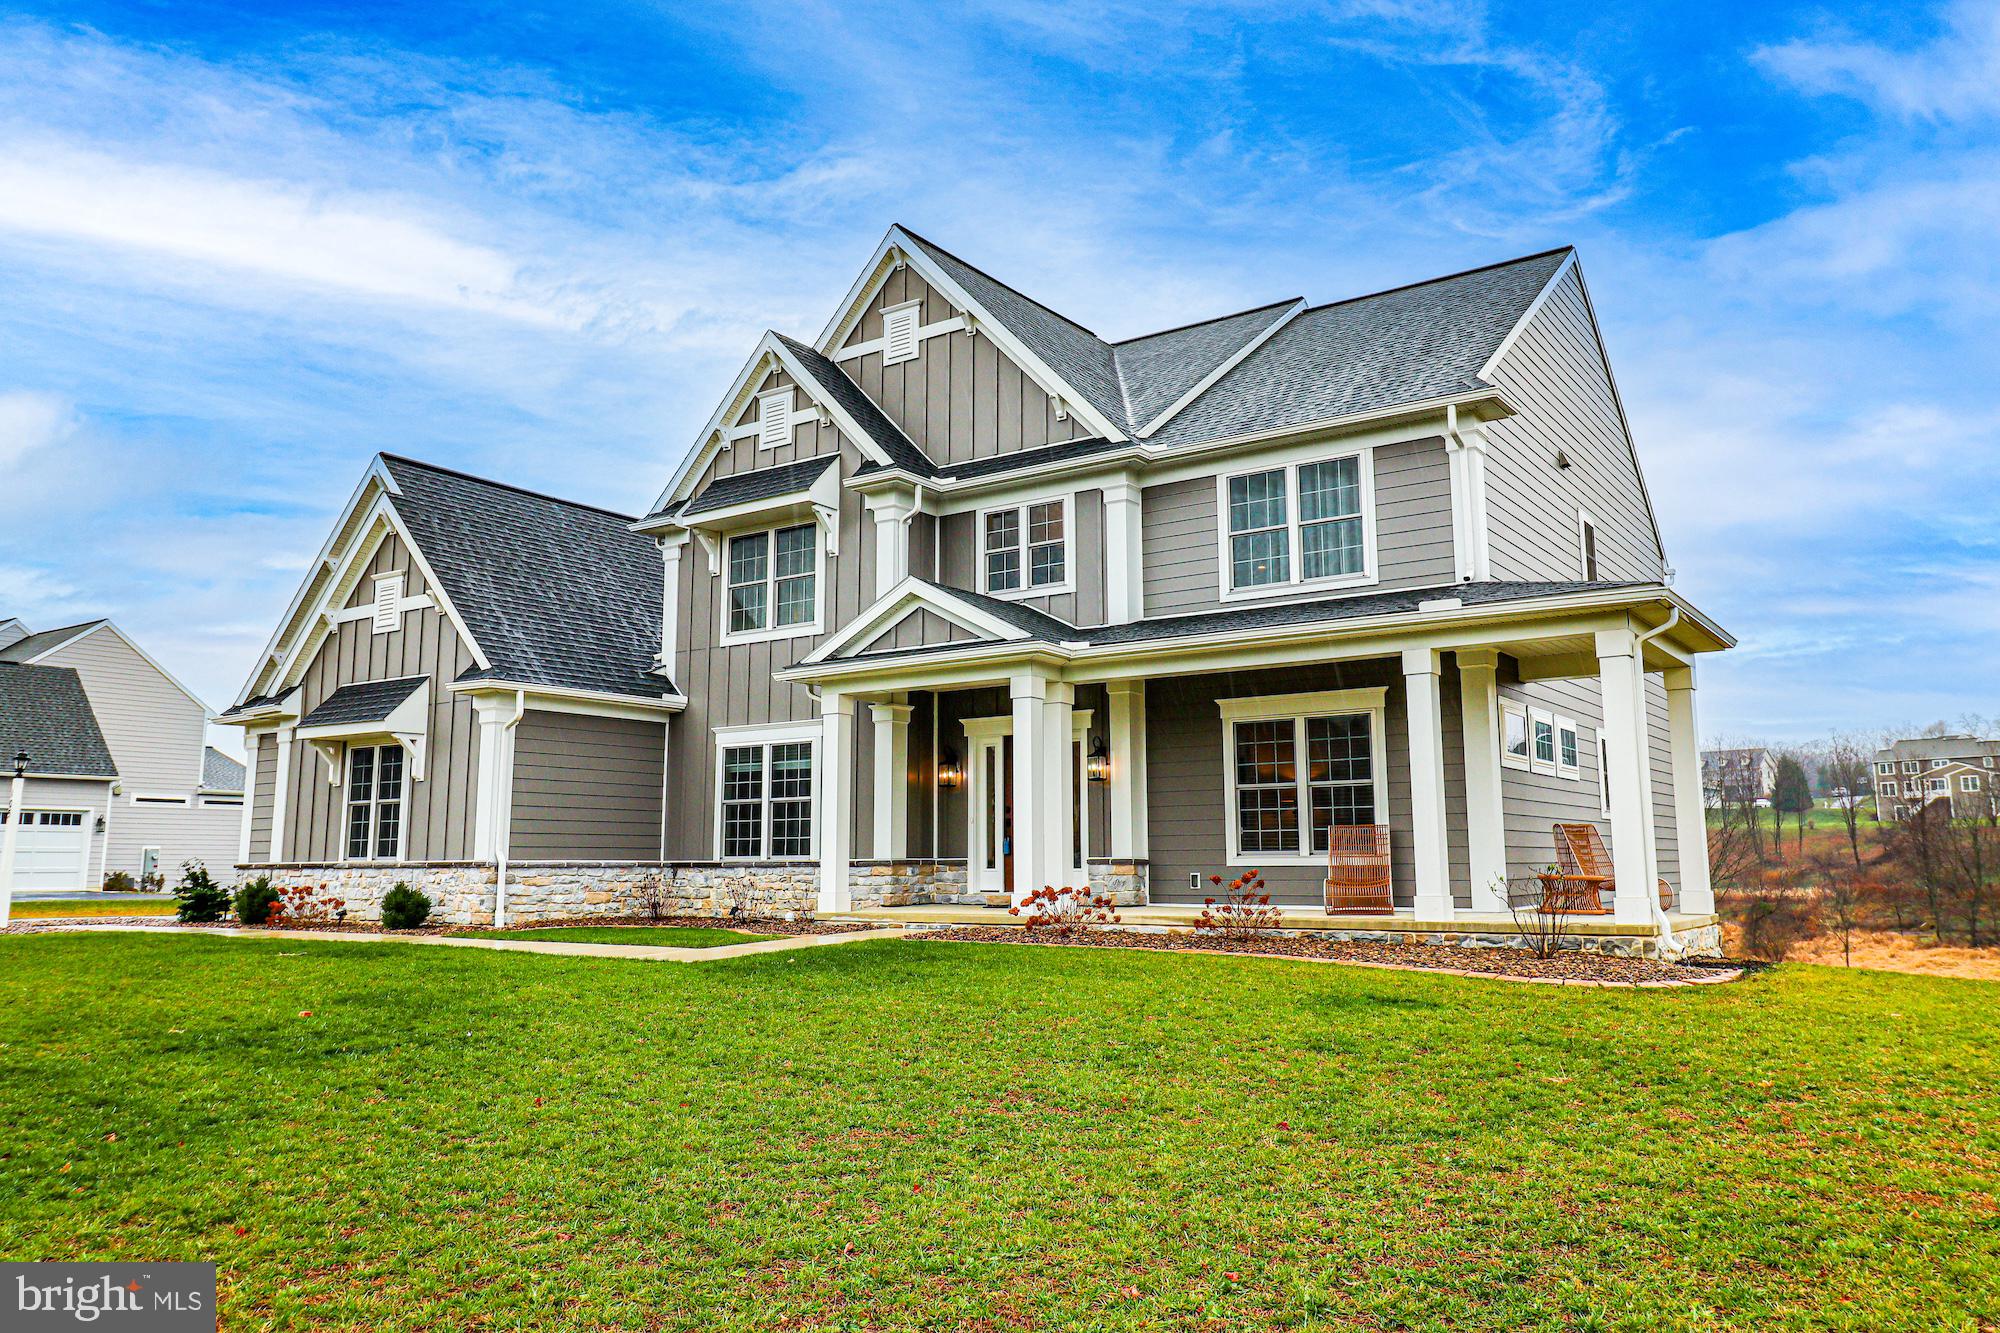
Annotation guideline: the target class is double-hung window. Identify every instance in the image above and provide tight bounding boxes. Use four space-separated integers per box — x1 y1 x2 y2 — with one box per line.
345 744 404 861
1880 780 1898 797
1963 775 1983 793
1220 451 1371 597
1875 761 1894 776
718 739 815 860
981 498 1068 596
1220 689 1385 864
725 522 818 641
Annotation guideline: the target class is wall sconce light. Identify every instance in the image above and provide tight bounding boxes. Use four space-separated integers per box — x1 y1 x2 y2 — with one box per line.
1086 736 1111 784
937 748 963 790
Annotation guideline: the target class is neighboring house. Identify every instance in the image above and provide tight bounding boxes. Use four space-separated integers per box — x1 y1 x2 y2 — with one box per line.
0 662 118 890
1701 747 1778 806
0 618 243 884
222 227 1732 941
1872 735 2000 822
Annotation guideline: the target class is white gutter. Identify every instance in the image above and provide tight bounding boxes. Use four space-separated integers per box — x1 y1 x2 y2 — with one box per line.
1633 606 1682 953
491 690 526 930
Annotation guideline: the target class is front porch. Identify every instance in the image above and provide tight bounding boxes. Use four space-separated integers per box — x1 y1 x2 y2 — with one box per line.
786 579 1730 953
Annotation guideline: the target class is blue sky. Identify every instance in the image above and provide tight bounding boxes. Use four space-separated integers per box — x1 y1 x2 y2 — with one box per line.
0 0 1993 753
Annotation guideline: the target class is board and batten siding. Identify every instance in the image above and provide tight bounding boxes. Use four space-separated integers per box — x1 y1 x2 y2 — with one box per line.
261 533 484 864
836 266 1094 467
247 732 275 863
1144 660 1470 910
937 488 1107 627
1140 434 1457 618
509 711 665 860
1482 265 1666 585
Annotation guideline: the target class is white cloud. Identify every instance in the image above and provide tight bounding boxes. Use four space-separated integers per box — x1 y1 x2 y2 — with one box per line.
1754 1 2000 122
0 389 72 469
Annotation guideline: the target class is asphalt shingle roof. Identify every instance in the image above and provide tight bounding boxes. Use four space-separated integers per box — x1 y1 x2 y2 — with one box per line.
0 620 104 663
1111 300 1299 428
201 746 246 793
298 675 427 729
775 335 939 478
380 456 674 700
0 662 117 778
680 455 837 518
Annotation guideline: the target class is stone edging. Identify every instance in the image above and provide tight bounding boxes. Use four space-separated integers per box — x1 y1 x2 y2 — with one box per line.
11 922 909 963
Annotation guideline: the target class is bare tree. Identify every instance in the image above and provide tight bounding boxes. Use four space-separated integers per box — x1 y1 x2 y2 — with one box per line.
1708 788 1763 893
1811 851 1864 967
1820 733 1874 872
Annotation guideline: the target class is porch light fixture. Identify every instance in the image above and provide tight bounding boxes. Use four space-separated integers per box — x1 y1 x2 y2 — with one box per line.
1086 736 1111 784
10 751 26 778
937 748 963 790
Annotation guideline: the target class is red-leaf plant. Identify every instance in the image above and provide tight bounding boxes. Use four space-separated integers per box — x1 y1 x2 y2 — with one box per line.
1008 885 1122 933
273 882 347 928
1193 869 1284 939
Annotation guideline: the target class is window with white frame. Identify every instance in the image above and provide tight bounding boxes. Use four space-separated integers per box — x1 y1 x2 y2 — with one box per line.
345 744 404 861
1932 758 1950 769
1599 736 1613 818
1220 452 1371 596
1500 698 1530 770
1529 707 1557 774
881 300 921 365
1903 760 1920 773
1962 775 1982 793
1219 689 1385 863
1880 780 1898 797
1557 717 1581 779
724 522 819 640
1875 761 1895 776
1925 777 1948 794
1579 513 1599 581
718 740 815 860
981 498 1068 596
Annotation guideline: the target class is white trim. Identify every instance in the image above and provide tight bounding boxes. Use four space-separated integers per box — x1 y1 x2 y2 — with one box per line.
1499 697 1530 771
802 577 1036 665
1556 714 1582 780
339 742 408 864
1137 299 1308 436
1215 445 1377 603
450 680 682 717
1577 509 1599 582
756 388 795 451
1599 735 1613 819
1216 687 1389 869
129 791 192 807
880 298 921 366
976 493 1074 600
1478 250 1577 381
717 519 825 647
713 720 823 863
1528 705 1557 775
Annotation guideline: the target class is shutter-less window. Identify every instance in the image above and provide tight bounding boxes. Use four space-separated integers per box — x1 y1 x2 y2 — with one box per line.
758 390 793 450
372 574 403 634
882 302 921 365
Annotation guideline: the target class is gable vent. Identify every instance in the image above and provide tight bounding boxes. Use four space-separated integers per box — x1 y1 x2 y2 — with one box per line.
372 573 404 635
882 301 921 366
758 390 794 450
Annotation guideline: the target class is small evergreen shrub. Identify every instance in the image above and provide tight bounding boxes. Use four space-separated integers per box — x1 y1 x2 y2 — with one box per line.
101 870 135 892
171 860 230 923
233 875 281 926
380 883 432 930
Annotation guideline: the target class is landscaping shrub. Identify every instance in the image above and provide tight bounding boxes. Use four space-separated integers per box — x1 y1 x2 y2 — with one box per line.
1719 883 1820 961
276 883 346 926
232 875 280 926
1506 873 1579 960
100 870 134 892
1194 869 1282 939
171 860 230 923
380 883 432 930
1010 885 1120 932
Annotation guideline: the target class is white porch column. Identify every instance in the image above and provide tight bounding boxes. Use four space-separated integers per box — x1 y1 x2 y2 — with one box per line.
870 698 912 860
1107 679 1149 861
1402 649 1453 920
237 731 262 864
657 532 688 672
471 698 514 861
1665 665 1713 915
1456 649 1508 911
818 691 857 913
1009 674 1050 905
1445 420 1493 582
1102 478 1144 625
269 726 295 863
865 491 916 597
1044 681 1076 886
1596 628 1658 925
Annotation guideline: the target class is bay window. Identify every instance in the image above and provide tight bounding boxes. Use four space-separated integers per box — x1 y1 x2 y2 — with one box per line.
1219 450 1372 598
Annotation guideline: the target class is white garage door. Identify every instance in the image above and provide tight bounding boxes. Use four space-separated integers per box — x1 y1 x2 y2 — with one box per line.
3 810 91 890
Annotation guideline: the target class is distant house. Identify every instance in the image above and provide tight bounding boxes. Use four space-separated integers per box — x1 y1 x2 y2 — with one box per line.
1873 735 2000 822
1702 747 1777 805
0 661 118 890
0 618 243 885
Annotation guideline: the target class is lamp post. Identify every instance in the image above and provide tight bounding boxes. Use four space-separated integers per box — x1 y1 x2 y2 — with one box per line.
0 750 28 927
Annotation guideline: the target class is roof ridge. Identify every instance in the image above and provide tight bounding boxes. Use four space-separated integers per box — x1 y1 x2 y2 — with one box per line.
1294 247 1575 317
895 226 1108 342
1110 297 1302 347
379 453 637 523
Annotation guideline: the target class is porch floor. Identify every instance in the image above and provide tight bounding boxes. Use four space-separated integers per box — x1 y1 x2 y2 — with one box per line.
834 904 1720 938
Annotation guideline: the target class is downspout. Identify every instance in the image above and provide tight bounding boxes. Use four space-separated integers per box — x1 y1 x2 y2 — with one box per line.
491 690 526 929
1632 606 1682 954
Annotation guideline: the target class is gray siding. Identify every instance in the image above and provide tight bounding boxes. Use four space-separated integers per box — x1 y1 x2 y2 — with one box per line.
836 266 1094 467
935 489 1107 627
871 609 975 653
1483 266 1666 584
1140 435 1456 618
248 732 274 863
261 533 484 863
510 710 665 860
1144 660 1469 909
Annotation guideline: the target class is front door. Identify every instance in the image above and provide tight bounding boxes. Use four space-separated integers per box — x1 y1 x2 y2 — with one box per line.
969 732 1013 897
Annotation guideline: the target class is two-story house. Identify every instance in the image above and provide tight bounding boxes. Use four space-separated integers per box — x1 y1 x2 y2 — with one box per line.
1701 747 1778 806
1 618 244 886
1872 735 2000 821
221 227 1730 951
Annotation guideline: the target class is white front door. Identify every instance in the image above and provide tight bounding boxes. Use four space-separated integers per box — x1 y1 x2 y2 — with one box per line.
967 730 1012 897
4 809 92 890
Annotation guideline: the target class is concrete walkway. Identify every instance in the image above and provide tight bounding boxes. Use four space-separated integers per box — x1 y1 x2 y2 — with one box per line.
20 922 911 963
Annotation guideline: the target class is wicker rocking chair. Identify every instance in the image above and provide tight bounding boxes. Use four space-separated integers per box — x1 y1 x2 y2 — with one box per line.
1535 823 1675 914
1324 823 1393 914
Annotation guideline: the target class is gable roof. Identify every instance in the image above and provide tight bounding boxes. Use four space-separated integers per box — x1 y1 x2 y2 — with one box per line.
0 662 117 778
677 454 838 520
774 336 937 478
379 457 671 701
201 746 246 793
0 620 106 664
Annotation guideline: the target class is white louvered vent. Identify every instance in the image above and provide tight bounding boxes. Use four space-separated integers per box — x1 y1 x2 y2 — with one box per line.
758 390 793 450
372 574 403 635
882 301 921 366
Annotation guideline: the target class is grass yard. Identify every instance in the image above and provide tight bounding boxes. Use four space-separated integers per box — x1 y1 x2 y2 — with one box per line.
1 936 1994 1331
452 926 778 947
5 898 176 919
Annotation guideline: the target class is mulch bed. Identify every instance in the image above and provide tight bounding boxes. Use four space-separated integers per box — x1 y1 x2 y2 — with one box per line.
442 914 877 938
5 913 874 939
912 926 1741 985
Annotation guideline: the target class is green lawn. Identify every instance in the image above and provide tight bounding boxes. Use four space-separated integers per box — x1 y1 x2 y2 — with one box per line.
451 925 777 947
6 898 176 919
1 936 1993 1331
